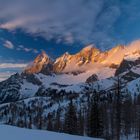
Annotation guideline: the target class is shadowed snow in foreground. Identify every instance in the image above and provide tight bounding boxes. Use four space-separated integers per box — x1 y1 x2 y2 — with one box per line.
0 125 103 140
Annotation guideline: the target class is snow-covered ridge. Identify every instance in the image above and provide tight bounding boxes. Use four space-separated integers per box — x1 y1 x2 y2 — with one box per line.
24 41 140 77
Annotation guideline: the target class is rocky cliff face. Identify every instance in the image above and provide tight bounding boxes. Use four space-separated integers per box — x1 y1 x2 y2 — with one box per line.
24 51 53 74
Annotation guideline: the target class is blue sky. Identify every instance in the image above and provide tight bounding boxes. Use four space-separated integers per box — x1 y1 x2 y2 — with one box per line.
0 0 140 80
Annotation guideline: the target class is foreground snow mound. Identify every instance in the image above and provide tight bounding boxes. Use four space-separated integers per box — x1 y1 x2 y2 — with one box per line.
0 125 103 140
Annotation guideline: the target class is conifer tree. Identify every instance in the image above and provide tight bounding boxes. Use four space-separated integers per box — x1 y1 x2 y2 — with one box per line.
64 99 78 135
89 91 103 137
54 107 61 132
77 105 84 135
47 113 53 131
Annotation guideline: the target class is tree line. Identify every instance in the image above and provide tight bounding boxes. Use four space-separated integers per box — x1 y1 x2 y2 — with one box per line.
0 78 140 140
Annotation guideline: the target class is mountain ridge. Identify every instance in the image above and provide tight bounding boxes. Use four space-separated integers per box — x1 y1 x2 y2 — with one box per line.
1 42 140 104
24 43 140 75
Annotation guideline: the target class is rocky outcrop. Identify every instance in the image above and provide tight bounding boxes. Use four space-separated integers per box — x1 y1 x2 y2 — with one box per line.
0 73 22 103
86 74 98 83
115 58 140 76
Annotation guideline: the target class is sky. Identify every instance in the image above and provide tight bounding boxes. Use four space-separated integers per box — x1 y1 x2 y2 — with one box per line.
0 0 140 80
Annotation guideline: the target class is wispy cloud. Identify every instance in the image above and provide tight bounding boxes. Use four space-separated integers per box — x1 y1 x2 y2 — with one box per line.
0 0 123 49
0 71 14 81
17 45 39 53
0 0 139 49
3 40 14 49
2 41 39 54
0 63 27 69
0 63 27 81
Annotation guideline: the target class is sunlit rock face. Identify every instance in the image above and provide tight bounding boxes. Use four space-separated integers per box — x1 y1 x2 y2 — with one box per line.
24 51 53 74
53 45 100 73
23 42 140 78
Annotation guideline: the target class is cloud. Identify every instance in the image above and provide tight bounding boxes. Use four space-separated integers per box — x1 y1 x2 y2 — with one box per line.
0 0 139 49
0 63 27 69
0 18 28 29
3 40 14 49
17 45 39 53
0 62 27 81
0 71 14 81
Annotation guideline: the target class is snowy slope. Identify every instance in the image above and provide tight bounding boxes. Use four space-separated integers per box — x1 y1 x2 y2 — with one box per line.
131 65 140 75
20 79 39 99
0 125 103 140
36 65 115 86
126 77 140 97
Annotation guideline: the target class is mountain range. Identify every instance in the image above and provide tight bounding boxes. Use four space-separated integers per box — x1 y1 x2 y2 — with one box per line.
0 43 140 103
0 43 140 139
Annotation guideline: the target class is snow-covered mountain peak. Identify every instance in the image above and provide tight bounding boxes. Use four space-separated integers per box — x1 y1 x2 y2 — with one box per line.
53 45 100 73
127 40 140 51
78 45 100 57
124 51 140 61
34 51 50 63
24 51 52 74
106 45 125 54
80 44 99 52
